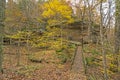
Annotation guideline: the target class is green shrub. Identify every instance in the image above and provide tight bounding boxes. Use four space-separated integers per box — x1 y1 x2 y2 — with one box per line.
85 57 95 66
91 49 100 55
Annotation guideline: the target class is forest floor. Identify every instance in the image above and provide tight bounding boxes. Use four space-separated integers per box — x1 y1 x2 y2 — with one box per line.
1 44 120 80
0 45 86 80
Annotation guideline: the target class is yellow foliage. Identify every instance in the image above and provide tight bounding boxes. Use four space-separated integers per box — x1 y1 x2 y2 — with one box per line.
42 0 74 25
7 31 32 39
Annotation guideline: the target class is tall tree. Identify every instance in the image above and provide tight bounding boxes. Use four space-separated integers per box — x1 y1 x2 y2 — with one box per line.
114 0 120 72
0 0 5 73
100 0 108 80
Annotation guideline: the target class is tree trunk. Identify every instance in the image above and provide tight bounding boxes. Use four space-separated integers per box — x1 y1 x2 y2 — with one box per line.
114 0 120 72
0 0 5 73
100 0 108 80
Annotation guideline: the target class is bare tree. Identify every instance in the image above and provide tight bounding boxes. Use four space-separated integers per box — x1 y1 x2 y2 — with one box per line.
100 0 108 80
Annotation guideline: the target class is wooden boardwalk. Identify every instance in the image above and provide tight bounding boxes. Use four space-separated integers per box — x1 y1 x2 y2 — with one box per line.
71 46 86 80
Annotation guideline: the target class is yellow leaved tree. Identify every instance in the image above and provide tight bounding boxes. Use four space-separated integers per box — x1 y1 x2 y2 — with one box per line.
42 0 74 25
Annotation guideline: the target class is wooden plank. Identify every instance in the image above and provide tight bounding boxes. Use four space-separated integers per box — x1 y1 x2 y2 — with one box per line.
68 41 81 45
63 40 81 45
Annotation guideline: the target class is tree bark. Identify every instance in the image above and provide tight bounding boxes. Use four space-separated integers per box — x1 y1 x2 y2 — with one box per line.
0 0 5 73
